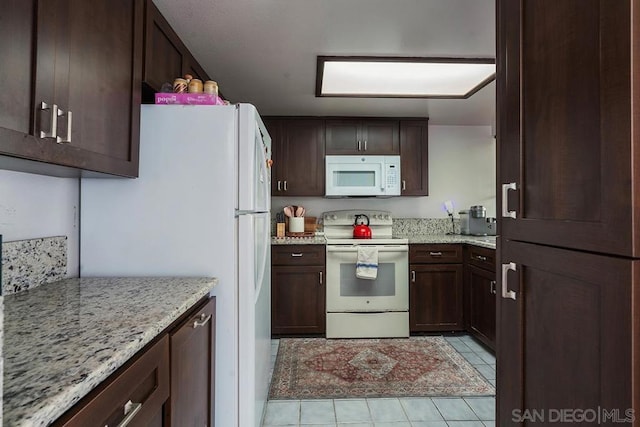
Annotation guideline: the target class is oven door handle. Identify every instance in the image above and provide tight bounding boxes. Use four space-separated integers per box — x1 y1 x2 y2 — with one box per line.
326 245 408 253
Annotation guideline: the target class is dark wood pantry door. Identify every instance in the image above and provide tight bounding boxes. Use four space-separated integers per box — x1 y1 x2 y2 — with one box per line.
497 240 636 426
497 0 640 258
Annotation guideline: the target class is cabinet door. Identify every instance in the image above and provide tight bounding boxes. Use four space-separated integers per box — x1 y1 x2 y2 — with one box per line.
279 119 325 196
0 0 35 138
497 240 635 426
409 264 463 332
263 118 285 195
272 265 325 335
400 120 429 195
169 298 215 427
63 0 143 176
325 119 360 154
497 0 639 257
465 265 496 350
360 120 400 154
144 0 185 92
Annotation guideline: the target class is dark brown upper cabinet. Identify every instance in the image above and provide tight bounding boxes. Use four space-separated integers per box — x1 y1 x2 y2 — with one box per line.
326 119 400 155
400 120 429 196
264 118 325 197
0 0 143 177
497 0 640 257
143 0 210 94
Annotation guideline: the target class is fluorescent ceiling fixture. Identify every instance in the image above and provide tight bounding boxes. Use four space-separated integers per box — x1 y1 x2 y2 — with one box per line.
316 57 495 98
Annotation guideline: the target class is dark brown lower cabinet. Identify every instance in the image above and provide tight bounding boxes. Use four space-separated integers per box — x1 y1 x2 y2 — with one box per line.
272 245 326 335
272 265 326 335
168 297 216 427
498 240 637 426
409 264 464 332
465 265 496 350
53 336 170 427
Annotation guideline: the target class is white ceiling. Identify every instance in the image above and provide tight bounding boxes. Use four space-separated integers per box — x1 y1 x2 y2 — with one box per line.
154 0 496 125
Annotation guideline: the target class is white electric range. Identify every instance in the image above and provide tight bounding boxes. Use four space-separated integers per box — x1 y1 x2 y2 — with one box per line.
322 210 409 338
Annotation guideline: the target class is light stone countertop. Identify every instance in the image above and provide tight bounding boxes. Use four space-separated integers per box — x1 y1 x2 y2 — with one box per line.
3 277 217 427
396 234 497 249
271 234 496 249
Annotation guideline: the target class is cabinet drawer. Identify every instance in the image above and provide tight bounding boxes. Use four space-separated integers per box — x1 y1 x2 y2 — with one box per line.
54 335 170 427
410 244 462 264
272 245 325 266
466 246 496 272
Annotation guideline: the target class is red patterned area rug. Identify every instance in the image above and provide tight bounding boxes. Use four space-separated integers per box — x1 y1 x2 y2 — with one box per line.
269 337 495 399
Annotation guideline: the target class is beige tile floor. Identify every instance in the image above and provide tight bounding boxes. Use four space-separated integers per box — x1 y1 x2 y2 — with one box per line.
263 335 496 427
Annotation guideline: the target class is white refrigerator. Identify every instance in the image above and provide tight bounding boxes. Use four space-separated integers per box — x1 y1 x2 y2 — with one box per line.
80 104 272 427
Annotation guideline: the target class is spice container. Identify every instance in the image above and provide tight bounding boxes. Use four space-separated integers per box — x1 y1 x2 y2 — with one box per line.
188 78 203 93
204 80 218 95
172 78 187 93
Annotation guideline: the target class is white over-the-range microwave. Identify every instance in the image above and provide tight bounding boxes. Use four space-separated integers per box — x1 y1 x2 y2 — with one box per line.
325 155 401 197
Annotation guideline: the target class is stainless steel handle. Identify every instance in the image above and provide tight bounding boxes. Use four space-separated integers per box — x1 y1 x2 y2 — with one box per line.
502 183 517 219
501 262 517 300
291 253 303 257
57 109 72 143
364 140 367 151
277 180 281 191
411 270 416 282
113 400 142 427
429 251 443 257
39 102 59 139
490 280 497 294
473 255 488 262
357 140 361 151
283 180 288 191
402 180 406 191
319 271 323 284
192 313 212 328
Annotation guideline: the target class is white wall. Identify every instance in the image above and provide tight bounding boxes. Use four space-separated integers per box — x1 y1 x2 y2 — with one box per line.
0 170 80 277
273 125 496 219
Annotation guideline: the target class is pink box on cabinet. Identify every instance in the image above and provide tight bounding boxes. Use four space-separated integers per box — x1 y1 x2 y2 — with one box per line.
154 93 225 105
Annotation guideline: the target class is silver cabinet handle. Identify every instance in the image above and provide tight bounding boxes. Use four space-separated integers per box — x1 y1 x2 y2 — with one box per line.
490 280 497 294
429 251 443 257
291 253 303 257
57 109 72 143
283 180 288 191
39 102 59 140
501 262 517 300
364 140 367 151
357 140 362 151
411 270 416 282
502 182 517 218
277 180 281 191
473 255 488 262
113 400 142 427
402 180 406 191
192 313 212 328
319 271 323 284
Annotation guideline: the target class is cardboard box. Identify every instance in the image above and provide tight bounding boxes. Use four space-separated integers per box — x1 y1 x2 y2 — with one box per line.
154 93 225 105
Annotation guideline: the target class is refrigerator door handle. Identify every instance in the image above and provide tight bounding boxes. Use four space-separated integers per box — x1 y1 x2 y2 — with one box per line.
254 213 271 304
256 122 271 209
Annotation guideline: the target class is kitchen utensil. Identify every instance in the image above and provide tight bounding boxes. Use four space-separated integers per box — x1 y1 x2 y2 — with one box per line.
283 206 293 218
353 214 372 239
296 206 305 217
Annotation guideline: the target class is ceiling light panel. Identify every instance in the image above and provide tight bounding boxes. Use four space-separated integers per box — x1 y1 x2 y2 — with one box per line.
317 58 495 98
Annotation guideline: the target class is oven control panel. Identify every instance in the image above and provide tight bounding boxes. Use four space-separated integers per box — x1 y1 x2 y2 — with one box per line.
322 209 393 226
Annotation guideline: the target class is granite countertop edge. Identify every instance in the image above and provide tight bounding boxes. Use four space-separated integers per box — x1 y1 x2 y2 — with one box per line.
4 276 218 427
271 235 496 249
